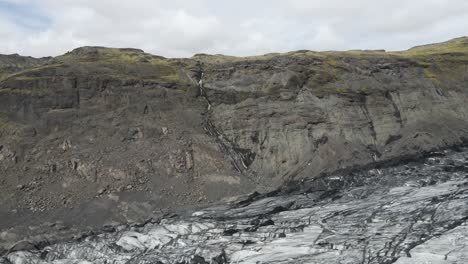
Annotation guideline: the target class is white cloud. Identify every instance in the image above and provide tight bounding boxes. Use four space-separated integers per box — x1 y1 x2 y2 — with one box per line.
0 0 467 57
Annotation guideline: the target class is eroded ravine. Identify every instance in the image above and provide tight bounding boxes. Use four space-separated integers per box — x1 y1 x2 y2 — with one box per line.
197 62 256 180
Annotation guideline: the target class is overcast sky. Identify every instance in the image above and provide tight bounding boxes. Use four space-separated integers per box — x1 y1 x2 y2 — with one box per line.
0 0 467 58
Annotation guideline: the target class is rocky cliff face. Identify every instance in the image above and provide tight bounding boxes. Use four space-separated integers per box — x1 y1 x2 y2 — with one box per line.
0 38 467 248
0 47 256 214
204 39 468 187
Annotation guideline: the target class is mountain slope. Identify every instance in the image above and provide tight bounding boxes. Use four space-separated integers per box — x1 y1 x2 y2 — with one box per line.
0 38 467 245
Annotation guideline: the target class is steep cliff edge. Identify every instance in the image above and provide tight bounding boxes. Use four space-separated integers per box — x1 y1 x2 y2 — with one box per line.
0 38 467 237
